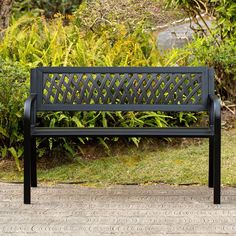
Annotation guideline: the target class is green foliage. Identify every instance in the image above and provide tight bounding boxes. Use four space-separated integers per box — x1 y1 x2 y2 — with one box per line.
12 0 82 18
194 38 236 99
213 0 236 39
0 57 29 169
166 0 236 100
166 36 236 100
0 15 161 67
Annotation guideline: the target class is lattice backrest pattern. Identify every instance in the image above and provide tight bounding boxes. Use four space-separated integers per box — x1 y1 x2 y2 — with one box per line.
42 72 203 105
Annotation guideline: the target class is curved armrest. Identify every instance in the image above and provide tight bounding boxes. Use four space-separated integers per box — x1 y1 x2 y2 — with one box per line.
24 94 37 126
208 94 221 130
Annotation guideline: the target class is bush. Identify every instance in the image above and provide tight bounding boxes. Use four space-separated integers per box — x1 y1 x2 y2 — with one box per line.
166 0 236 100
189 38 236 100
0 57 29 169
12 0 83 18
166 37 236 101
0 15 161 67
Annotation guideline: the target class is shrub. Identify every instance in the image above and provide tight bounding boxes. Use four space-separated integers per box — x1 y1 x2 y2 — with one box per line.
0 15 161 67
12 0 83 18
166 37 236 101
166 0 236 100
0 57 29 169
189 38 236 100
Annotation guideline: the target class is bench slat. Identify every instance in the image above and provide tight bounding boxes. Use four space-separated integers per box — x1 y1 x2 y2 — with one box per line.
31 127 213 137
37 104 208 112
37 66 207 74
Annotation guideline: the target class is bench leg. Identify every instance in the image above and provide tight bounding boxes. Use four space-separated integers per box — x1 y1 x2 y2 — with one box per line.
208 137 214 188
31 137 37 187
213 132 221 204
24 135 31 204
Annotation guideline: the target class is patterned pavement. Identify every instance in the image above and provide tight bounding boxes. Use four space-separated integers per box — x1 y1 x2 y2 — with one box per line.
0 182 236 235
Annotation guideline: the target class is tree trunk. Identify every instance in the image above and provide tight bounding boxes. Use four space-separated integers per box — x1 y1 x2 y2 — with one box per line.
0 0 13 31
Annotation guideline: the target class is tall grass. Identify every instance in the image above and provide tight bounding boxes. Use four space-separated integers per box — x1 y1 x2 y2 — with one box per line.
0 15 163 67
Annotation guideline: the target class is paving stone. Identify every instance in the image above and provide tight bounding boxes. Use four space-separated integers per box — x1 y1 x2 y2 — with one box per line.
0 183 235 235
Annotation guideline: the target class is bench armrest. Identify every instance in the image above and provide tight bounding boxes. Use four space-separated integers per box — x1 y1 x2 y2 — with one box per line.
208 94 221 129
24 94 37 127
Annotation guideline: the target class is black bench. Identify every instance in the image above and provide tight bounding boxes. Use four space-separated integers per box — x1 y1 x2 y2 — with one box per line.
24 67 221 204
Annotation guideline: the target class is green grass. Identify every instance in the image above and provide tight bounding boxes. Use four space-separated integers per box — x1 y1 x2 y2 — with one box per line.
0 130 235 187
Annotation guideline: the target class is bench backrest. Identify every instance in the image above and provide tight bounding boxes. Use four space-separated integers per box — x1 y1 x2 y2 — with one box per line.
31 67 214 112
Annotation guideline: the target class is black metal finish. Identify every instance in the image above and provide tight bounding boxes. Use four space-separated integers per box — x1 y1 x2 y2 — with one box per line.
34 67 209 111
42 72 203 105
24 94 36 204
24 66 221 204
209 94 221 204
31 127 213 137
208 68 215 189
31 137 37 187
208 136 214 188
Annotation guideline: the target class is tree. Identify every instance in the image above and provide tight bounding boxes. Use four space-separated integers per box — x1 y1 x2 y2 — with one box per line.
0 0 14 31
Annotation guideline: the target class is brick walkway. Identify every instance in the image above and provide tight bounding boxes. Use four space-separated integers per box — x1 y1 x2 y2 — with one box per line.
0 183 236 235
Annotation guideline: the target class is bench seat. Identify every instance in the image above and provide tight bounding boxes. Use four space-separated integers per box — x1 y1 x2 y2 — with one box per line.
31 127 213 137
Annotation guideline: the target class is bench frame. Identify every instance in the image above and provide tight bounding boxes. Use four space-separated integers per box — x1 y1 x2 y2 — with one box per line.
24 67 221 204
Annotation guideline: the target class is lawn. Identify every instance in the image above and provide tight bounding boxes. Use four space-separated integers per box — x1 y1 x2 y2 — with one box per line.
0 130 235 187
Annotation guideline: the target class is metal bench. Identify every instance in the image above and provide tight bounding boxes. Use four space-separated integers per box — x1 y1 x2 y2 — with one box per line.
24 67 221 204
